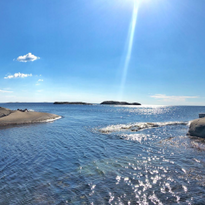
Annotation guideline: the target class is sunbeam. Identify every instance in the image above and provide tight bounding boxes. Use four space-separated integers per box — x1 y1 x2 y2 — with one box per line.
119 0 141 100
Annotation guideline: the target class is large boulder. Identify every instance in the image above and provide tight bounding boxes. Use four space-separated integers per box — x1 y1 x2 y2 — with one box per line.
189 118 205 138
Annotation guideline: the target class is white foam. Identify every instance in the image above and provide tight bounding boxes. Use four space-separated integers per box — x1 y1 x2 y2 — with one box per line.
120 133 148 142
100 121 188 134
40 116 62 123
187 121 192 126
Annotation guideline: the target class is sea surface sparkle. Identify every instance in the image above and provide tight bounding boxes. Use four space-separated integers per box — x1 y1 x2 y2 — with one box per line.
0 103 205 204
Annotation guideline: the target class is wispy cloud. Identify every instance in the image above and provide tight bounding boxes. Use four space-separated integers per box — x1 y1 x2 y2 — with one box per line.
0 89 13 93
16 53 40 62
36 79 44 86
4 72 32 79
150 94 199 102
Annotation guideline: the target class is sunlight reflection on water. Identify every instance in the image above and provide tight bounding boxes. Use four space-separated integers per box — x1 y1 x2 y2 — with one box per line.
1 104 205 204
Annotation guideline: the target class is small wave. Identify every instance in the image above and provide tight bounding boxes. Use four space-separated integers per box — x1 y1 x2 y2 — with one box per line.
40 116 62 123
99 121 188 134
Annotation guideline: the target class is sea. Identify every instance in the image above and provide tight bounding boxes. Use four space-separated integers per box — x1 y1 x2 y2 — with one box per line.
1 103 205 205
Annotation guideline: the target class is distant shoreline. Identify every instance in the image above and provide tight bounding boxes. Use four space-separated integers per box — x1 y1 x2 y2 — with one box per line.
53 101 141 106
54 102 92 105
100 101 141 105
1 102 205 106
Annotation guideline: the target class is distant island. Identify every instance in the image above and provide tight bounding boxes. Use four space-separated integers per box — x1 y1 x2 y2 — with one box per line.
100 101 141 105
53 101 141 105
54 102 92 105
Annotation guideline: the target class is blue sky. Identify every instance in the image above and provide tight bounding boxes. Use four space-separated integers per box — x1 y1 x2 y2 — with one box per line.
0 0 205 105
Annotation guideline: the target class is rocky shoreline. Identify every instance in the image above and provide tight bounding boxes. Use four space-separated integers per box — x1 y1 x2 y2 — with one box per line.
0 107 61 127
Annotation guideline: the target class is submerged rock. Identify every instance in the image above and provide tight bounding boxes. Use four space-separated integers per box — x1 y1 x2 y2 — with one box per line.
188 118 205 138
100 101 141 105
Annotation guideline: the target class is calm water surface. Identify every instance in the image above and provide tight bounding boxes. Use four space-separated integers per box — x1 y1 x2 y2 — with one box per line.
0 103 205 204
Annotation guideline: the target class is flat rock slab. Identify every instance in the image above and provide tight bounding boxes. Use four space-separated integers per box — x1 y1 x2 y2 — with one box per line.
0 107 60 127
189 118 205 138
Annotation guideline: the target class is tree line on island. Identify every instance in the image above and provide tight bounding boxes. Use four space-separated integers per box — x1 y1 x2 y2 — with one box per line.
53 101 141 105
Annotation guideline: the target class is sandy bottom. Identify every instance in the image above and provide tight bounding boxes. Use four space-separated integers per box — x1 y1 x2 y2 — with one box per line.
0 107 61 126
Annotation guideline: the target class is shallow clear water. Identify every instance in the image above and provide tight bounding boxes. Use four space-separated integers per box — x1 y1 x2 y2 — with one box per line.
1 103 205 204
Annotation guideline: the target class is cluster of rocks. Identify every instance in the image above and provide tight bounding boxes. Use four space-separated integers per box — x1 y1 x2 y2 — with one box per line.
17 108 28 112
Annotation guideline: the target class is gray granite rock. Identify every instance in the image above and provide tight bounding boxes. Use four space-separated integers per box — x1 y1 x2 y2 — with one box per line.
189 118 205 138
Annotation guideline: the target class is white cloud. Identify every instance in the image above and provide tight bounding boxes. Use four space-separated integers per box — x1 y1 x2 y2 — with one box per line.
4 72 32 79
0 89 13 93
36 79 44 86
150 94 199 102
16 53 40 62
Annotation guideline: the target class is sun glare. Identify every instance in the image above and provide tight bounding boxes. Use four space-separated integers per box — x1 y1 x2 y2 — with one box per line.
119 0 141 99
